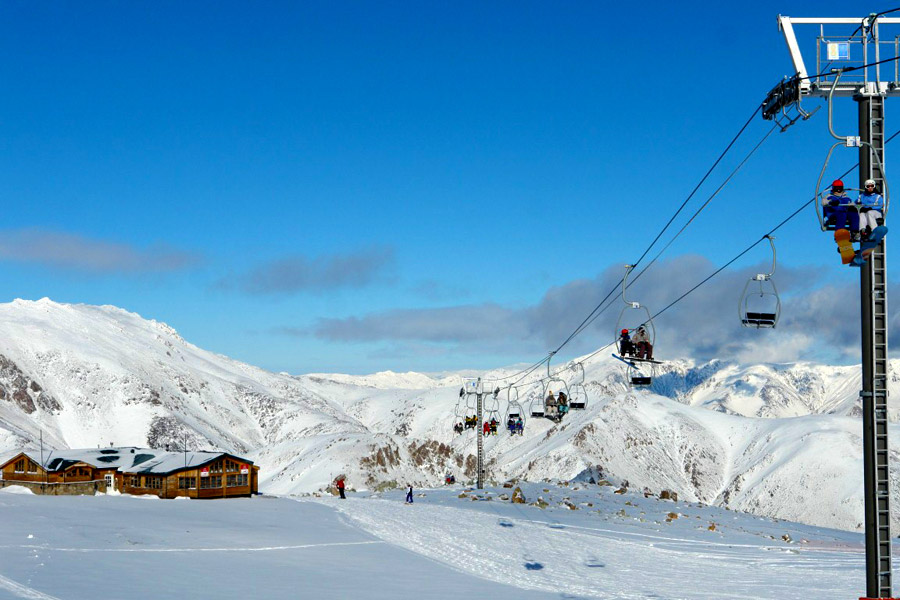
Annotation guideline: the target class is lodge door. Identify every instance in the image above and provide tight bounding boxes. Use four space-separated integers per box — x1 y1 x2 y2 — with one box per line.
104 473 114 492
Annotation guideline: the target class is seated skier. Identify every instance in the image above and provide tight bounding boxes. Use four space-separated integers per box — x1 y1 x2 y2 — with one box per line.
857 179 885 238
618 329 635 356
633 325 653 360
825 179 861 240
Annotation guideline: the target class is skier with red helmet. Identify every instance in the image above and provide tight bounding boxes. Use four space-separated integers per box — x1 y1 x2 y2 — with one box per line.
825 179 861 240
618 328 634 357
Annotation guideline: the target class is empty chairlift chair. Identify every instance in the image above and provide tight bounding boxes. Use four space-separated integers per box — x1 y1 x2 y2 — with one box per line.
568 362 588 410
529 390 545 418
739 236 781 329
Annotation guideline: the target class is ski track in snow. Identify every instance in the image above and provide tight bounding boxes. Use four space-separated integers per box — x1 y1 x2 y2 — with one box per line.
0 573 61 600
0 540 384 553
312 497 860 600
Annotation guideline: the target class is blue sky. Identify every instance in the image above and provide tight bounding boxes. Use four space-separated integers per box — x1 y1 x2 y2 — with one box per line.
0 1 895 374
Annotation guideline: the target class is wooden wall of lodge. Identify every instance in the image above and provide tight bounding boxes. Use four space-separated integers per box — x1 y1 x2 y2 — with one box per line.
0 456 259 499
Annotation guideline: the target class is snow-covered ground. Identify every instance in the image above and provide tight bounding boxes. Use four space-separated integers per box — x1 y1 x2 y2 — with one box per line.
0 481 872 600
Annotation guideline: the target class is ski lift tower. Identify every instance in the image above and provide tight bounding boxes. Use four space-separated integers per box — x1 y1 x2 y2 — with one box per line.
765 14 900 599
461 378 499 489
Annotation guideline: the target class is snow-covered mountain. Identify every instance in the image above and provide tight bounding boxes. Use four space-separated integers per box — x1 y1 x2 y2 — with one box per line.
0 298 895 533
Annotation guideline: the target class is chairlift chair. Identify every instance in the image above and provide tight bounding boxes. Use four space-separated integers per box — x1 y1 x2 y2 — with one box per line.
612 353 654 388
528 389 545 418
613 265 658 362
739 236 781 328
568 362 588 410
504 385 523 421
543 356 571 421
814 70 889 232
627 361 653 388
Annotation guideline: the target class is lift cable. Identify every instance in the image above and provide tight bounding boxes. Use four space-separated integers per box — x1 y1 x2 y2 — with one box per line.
648 128 900 325
801 54 900 83
511 128 900 392
601 122 780 318
548 105 763 358
552 112 774 358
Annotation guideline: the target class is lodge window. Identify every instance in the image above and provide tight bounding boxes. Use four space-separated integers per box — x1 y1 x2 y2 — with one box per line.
227 474 248 487
146 477 162 489
200 475 222 489
178 477 196 490
210 461 223 474
129 475 141 487
15 459 38 474
225 460 240 472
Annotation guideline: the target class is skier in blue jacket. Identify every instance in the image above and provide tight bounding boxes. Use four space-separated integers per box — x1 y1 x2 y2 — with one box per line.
825 179 861 240
857 179 885 238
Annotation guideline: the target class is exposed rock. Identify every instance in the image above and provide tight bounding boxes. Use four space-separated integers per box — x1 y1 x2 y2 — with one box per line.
511 486 527 504
0 354 61 414
529 497 549 509
660 489 678 502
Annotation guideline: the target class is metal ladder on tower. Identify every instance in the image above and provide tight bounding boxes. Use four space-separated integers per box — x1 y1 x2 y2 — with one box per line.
860 93 892 598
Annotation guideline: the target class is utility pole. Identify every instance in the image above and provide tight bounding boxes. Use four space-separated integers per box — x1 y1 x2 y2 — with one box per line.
768 15 897 599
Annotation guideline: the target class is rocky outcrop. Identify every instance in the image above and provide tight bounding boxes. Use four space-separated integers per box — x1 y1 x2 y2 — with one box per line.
0 355 61 414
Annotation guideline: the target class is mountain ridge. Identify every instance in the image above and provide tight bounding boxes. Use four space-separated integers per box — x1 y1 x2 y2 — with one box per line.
0 297 894 533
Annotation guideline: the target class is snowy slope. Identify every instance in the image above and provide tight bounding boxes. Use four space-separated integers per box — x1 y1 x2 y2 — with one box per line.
0 482 873 600
0 298 896 533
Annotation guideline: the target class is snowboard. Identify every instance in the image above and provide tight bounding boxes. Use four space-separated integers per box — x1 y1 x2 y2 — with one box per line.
834 228 855 265
850 225 888 267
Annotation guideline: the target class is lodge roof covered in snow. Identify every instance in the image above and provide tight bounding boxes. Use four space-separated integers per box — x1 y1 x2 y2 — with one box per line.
8 447 252 475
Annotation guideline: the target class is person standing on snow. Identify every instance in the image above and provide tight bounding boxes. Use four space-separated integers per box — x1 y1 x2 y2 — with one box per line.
335 477 346 499
405 485 413 504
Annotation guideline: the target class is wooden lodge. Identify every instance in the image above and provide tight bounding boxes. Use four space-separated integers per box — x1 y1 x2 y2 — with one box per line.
0 447 259 499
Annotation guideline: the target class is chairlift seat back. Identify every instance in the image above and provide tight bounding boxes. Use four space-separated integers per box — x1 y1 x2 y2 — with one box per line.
631 376 652 386
742 312 777 328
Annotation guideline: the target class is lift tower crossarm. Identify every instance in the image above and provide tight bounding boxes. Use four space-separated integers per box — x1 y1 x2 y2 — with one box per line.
779 15 900 99
778 16 811 95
